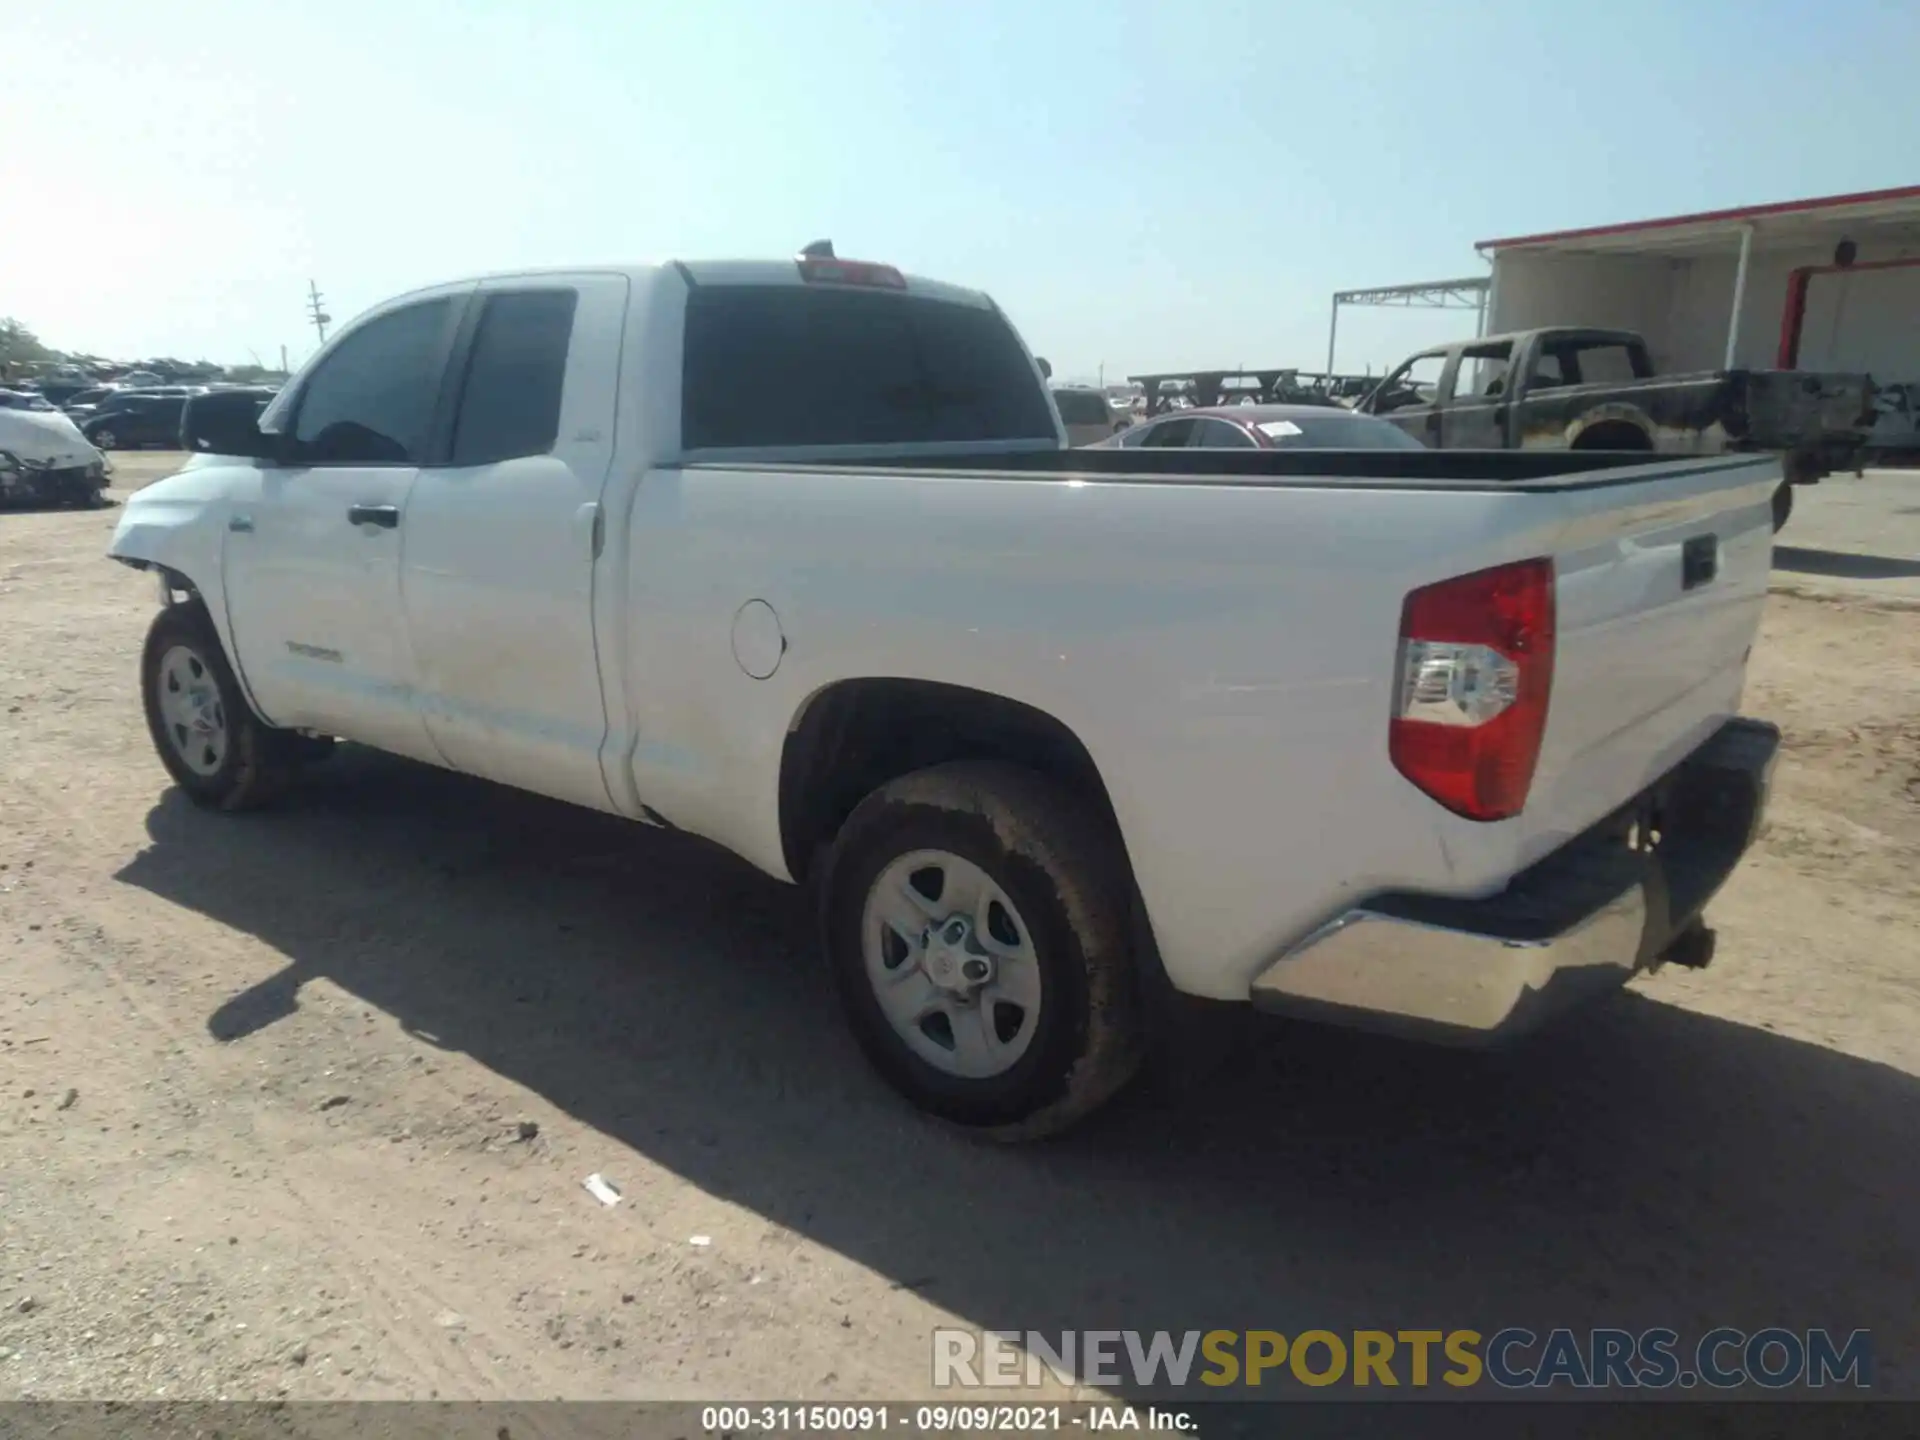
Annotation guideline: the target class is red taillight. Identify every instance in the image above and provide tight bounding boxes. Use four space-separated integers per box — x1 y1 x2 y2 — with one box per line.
796 257 907 290
1389 558 1555 822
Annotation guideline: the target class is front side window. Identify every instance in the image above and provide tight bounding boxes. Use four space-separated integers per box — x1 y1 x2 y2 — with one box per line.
1375 354 1445 412
288 298 455 464
450 289 578 465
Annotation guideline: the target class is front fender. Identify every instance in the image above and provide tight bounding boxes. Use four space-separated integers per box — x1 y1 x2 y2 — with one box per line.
106 462 247 674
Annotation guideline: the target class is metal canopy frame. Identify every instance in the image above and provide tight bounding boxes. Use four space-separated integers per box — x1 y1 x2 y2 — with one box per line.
1127 368 1377 416
1326 276 1491 373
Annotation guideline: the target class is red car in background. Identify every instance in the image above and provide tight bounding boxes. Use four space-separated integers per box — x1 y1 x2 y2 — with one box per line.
1093 402 1427 451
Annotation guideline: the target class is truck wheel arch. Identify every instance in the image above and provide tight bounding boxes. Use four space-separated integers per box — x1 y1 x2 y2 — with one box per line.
112 555 266 725
778 679 1124 884
1566 411 1654 452
778 677 1175 1011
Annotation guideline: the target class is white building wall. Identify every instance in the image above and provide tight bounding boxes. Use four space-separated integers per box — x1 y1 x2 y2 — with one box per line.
1797 264 1920 374
1488 235 1920 445
1492 240 1920 367
1486 253 1678 352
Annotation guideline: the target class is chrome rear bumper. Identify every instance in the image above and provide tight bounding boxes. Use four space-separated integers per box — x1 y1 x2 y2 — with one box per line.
1250 717 1780 1045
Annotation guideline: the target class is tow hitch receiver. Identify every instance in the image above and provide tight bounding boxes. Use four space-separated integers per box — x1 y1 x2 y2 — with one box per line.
1659 921 1718 970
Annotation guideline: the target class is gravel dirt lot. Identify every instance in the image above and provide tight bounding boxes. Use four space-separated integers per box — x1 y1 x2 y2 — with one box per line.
2 458 1916 1403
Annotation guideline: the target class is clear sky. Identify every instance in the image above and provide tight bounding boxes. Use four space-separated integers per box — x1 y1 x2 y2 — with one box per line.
4 0 1915 382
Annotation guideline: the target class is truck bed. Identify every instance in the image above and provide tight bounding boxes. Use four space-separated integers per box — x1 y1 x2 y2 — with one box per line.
648 446 1778 1003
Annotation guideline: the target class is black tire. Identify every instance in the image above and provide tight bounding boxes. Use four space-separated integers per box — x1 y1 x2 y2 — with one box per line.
140 602 303 811
1771 481 1794 533
821 760 1145 1139
89 426 116 450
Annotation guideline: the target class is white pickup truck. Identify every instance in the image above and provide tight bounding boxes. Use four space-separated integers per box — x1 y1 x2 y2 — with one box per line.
108 246 1782 1138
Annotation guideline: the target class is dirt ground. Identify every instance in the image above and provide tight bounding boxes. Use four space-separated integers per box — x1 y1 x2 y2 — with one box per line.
1 458 1916 1403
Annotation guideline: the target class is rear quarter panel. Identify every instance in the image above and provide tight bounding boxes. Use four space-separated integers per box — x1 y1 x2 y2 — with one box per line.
610 457 1774 1001
1517 377 1734 456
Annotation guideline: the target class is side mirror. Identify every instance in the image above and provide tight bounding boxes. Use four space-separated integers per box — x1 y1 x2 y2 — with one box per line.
180 391 279 460
1035 356 1053 380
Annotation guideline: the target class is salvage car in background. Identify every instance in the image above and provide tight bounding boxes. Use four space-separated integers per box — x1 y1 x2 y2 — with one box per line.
1097 403 1428 451
1357 327 1876 530
0 401 109 508
1052 386 1128 446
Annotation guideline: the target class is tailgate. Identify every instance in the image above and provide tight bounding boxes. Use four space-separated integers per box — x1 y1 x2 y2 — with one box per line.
1738 369 1875 447
1510 455 1777 870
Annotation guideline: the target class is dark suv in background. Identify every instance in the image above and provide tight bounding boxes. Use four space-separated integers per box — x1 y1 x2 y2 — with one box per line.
179 387 279 454
81 393 192 450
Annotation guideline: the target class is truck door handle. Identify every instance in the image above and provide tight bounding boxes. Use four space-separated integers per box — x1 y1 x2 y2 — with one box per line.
347 504 400 529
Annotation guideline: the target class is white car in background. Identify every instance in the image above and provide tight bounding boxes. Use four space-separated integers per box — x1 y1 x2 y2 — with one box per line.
0 402 110 507
1051 386 1127 446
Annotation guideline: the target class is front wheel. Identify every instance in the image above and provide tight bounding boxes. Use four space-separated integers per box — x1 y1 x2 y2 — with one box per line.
821 761 1145 1139
89 427 117 450
140 603 304 810
1771 481 1794 533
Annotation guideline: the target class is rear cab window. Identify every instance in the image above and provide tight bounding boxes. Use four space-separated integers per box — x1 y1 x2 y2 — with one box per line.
680 284 1057 449
1534 335 1654 388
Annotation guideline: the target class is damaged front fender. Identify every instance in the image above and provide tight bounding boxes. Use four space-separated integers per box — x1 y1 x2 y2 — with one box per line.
107 461 249 663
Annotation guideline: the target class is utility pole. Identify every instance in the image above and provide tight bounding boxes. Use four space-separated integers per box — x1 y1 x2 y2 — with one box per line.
279 344 289 376
307 281 332 345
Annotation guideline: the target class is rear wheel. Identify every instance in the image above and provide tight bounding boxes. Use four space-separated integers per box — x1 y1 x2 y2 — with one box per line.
90 426 117 450
821 761 1144 1139
1771 481 1794 533
140 603 307 810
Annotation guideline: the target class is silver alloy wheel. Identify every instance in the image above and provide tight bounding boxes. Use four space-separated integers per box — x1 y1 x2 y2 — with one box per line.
860 848 1044 1079
91 427 116 449
155 643 229 776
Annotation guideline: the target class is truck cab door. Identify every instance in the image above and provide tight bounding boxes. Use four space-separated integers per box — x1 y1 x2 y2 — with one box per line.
220 290 469 764
1367 351 1447 447
1439 340 1515 449
400 274 630 815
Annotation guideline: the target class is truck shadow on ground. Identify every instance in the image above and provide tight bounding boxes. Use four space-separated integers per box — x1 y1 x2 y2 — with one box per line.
1773 545 1920 581
117 747 1916 1400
